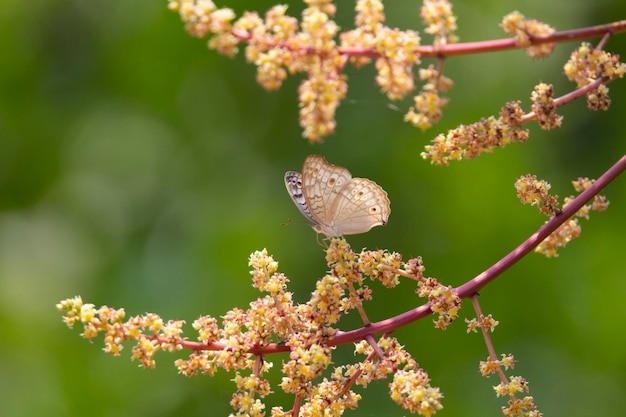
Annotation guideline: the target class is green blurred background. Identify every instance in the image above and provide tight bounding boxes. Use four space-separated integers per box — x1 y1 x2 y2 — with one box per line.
1 1 625 416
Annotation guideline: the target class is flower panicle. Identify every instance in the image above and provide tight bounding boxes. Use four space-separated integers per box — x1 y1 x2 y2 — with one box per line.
59 239 444 416
421 101 529 165
421 0 458 46
417 278 460 329
514 174 560 216
466 313 499 334
56 297 187 365
564 42 626 111
501 11 556 58
167 1 465 142
514 175 610 257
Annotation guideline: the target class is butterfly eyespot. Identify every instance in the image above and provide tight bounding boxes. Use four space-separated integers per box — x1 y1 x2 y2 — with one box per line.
356 191 365 198
296 180 302 187
370 207 378 213
328 178 336 186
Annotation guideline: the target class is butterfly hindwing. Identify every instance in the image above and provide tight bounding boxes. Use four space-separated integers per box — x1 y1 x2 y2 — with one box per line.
331 177 390 235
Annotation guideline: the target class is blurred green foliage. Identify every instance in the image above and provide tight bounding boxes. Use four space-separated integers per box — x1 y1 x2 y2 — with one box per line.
1 1 625 417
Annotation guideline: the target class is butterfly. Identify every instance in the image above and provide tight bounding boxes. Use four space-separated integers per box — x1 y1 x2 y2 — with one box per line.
284 155 391 237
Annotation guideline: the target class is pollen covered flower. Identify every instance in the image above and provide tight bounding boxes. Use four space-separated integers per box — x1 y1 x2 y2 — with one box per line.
421 102 529 165
389 368 443 416
420 0 458 45
563 42 625 111
514 174 559 216
501 11 555 57
530 83 562 130
564 42 626 88
417 278 460 329
517 174 610 257
60 237 447 415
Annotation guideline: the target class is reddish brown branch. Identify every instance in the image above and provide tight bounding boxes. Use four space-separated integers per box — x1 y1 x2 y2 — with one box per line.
417 20 626 57
232 20 626 58
322 152 626 346
470 295 507 384
520 78 605 124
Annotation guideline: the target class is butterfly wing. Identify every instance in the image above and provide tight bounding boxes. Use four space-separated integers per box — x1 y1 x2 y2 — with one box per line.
301 155 352 228
330 177 391 235
284 171 316 223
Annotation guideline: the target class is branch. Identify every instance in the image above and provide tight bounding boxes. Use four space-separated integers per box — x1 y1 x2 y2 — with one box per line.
243 20 626 58
416 20 626 57
331 152 626 345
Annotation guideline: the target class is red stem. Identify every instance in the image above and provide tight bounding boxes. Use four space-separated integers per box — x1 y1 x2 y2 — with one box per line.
331 152 626 346
232 20 626 59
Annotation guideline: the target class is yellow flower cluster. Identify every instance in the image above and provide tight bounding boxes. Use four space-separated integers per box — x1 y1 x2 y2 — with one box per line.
477 353 541 417
340 0 386 69
417 278 460 329
404 65 453 130
277 374 361 417
281 342 333 391
536 178 609 258
466 313 499 333
530 83 563 130
389 368 443 416
373 27 421 100
478 353 515 376
421 101 529 165
515 175 610 257
354 0 384 32
502 396 541 417
167 1 463 141
501 11 555 58
310 275 345 324
536 218 581 258
56 297 185 367
422 38 623 164
168 0 233 38
352 336 443 416
59 238 449 416
572 177 609 212
358 249 403 288
514 174 560 216
564 42 626 87
476 349 540 415
493 376 542 416
564 42 626 110
420 0 458 45
327 240 457 331
231 372 271 417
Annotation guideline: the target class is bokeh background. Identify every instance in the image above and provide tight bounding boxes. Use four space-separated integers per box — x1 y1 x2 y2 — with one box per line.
1 1 625 416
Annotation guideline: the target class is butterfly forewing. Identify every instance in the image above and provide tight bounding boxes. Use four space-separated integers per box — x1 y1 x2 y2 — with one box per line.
284 171 315 222
301 155 352 227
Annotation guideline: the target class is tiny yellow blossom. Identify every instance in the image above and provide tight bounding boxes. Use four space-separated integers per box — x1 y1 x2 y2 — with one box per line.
530 83 562 130
501 11 555 57
421 0 458 45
